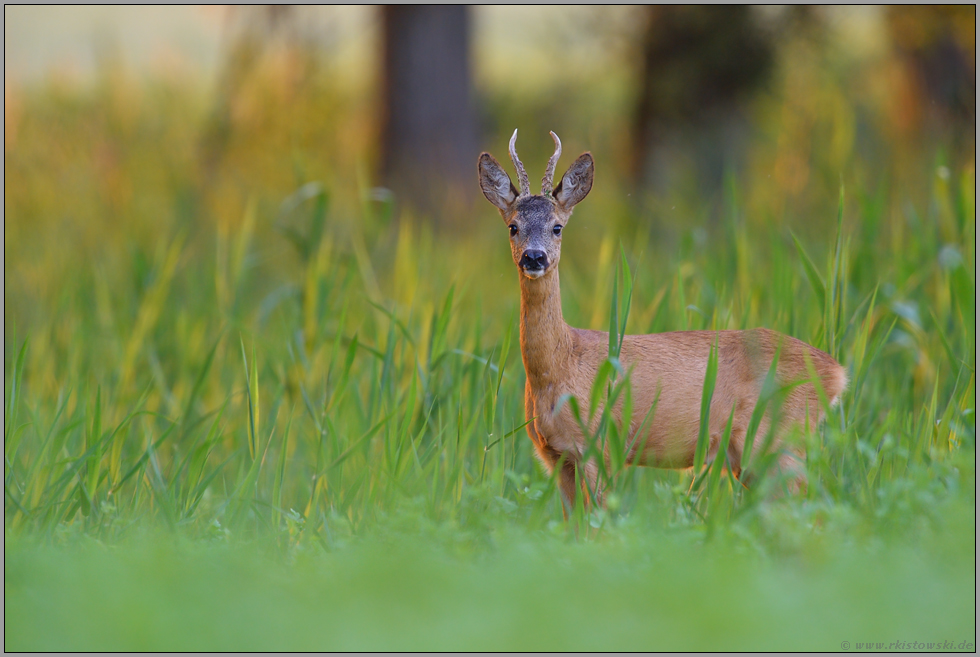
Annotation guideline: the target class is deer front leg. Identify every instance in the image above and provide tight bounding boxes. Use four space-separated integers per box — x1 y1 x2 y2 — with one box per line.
557 456 578 518
525 381 556 471
556 454 603 511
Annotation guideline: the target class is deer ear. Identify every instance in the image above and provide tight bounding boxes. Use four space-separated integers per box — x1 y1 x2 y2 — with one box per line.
478 153 518 212
553 153 593 210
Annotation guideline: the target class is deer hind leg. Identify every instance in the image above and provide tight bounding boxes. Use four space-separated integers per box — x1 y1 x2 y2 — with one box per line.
774 448 807 495
725 426 746 485
768 413 809 495
731 424 808 496
701 421 747 483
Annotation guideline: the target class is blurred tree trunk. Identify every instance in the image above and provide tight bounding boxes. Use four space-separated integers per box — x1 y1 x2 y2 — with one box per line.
631 6 775 195
884 6 976 147
381 5 477 222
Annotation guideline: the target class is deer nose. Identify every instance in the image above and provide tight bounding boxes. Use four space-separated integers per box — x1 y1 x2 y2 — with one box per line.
520 250 549 271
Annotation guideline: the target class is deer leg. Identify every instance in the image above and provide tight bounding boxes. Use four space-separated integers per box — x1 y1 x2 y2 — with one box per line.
775 449 808 495
767 415 809 495
557 456 578 518
580 458 603 508
725 423 747 484
525 382 559 475
556 455 604 512
735 439 808 496
698 423 748 487
700 430 724 472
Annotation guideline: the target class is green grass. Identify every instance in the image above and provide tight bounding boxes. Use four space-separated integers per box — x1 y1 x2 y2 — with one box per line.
6 515 975 651
4 56 976 651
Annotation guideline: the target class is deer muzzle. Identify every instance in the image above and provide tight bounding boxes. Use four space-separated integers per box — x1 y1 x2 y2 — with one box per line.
520 249 549 278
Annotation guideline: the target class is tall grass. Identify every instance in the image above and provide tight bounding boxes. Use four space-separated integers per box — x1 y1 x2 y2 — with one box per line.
7 158 971 544
4 59 976 650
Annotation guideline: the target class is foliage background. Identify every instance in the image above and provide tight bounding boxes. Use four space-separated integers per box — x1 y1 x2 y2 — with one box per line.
4 6 976 651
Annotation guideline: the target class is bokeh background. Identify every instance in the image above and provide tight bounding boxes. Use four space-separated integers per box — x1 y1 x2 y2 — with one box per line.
6 6 975 227
4 6 976 651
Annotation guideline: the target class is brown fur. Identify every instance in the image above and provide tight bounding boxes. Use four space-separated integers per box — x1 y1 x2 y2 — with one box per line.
478 133 847 510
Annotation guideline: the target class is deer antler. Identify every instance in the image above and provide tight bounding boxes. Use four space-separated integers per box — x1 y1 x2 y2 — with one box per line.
541 131 562 196
509 129 530 197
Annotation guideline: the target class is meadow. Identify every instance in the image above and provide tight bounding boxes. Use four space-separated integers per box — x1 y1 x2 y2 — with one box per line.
4 35 976 650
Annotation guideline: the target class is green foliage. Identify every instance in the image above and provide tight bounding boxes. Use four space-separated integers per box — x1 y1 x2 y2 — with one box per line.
3 59 976 650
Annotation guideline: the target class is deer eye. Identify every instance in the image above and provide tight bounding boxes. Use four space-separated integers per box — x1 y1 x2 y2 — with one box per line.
509 225 518 237
553 224 563 236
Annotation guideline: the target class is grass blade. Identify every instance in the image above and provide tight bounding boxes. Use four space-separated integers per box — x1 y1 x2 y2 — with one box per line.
693 335 720 473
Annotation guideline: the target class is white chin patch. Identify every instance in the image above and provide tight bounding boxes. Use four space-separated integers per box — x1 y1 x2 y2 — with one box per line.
522 268 545 279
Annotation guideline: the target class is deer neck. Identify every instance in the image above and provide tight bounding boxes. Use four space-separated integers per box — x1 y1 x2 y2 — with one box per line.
519 268 572 387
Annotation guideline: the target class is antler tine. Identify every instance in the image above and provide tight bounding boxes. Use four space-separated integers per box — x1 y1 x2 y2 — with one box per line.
541 131 562 195
508 129 530 197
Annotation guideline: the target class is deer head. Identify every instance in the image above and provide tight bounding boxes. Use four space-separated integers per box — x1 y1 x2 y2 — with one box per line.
478 130 594 279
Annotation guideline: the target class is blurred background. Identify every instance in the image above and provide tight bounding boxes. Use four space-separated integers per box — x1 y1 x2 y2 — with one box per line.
6 5 975 225
3 5 975 538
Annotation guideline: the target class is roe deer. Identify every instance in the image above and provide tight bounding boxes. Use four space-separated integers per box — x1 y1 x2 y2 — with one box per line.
477 130 847 509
